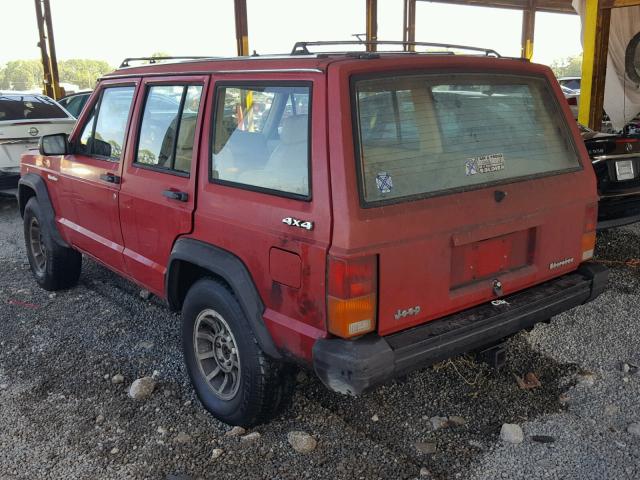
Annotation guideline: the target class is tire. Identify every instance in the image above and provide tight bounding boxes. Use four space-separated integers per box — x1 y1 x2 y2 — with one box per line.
23 196 82 291
182 278 295 427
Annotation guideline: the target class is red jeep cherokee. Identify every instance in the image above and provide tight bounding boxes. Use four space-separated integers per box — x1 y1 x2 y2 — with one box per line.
19 42 608 426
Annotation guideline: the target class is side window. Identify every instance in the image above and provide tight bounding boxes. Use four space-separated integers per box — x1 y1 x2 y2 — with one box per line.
212 84 310 197
135 84 203 174
75 86 135 160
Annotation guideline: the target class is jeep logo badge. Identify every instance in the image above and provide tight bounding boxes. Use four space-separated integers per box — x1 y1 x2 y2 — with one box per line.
28 127 39 137
394 305 421 320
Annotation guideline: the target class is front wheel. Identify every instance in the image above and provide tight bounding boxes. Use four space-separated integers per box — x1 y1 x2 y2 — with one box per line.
182 278 294 427
23 197 82 291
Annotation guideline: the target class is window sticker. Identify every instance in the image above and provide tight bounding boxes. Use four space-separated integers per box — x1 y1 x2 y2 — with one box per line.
465 153 505 176
376 171 393 193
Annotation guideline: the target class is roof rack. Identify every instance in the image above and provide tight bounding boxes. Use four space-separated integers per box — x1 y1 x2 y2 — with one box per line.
291 40 501 58
119 56 215 68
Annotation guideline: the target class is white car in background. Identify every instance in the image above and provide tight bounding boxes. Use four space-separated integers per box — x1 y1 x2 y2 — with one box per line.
0 92 75 193
561 85 580 119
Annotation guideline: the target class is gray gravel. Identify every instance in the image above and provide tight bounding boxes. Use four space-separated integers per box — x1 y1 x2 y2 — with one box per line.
1 195 639 479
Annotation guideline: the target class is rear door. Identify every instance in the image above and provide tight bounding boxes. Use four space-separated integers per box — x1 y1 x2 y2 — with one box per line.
329 59 598 336
119 76 208 295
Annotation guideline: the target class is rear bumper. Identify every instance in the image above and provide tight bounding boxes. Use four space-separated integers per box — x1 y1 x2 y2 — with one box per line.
313 263 608 395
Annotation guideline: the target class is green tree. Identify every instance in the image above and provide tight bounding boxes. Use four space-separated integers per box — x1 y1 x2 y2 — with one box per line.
550 54 583 78
0 58 112 92
58 59 112 89
0 60 43 90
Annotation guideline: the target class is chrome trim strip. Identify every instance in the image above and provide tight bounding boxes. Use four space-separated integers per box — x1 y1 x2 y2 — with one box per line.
0 138 39 145
592 153 639 164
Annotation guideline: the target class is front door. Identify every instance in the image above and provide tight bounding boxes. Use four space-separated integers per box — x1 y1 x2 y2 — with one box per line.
59 80 139 274
118 76 207 295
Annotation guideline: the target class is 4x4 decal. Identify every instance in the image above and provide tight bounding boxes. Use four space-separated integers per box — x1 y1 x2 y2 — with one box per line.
282 217 314 231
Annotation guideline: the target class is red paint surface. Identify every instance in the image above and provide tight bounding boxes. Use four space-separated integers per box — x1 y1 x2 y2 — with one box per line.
20 54 598 362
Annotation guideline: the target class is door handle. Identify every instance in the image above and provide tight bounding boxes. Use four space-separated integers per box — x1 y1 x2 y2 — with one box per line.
162 189 188 202
99 173 120 184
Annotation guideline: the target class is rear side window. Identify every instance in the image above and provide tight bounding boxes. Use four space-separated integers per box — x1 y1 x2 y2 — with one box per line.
0 95 68 121
135 85 203 174
354 73 580 205
76 86 135 160
211 84 310 198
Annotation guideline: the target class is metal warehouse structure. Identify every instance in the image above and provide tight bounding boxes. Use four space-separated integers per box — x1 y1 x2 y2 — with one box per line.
33 0 640 130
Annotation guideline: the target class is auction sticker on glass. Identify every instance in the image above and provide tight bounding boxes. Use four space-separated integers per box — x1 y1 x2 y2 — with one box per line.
465 153 505 176
615 160 635 181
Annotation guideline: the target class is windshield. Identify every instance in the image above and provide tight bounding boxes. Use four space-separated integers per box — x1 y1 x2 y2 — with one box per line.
354 73 581 205
0 95 68 121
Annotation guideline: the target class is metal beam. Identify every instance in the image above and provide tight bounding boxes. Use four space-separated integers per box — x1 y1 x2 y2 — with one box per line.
42 0 61 99
234 0 249 57
366 0 378 52
34 0 53 98
403 0 416 51
520 0 536 59
601 0 640 7
578 0 611 129
416 0 575 14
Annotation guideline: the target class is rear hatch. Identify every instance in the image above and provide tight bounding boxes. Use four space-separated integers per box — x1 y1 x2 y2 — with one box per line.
0 94 75 170
328 58 597 337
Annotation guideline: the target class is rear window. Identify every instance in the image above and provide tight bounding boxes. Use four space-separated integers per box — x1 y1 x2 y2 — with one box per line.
354 73 580 205
0 95 68 121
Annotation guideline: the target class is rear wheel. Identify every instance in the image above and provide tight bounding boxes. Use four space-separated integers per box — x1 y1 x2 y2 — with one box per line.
182 278 295 427
23 197 82 290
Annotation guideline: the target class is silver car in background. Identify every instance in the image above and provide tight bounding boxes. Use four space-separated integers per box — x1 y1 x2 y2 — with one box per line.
0 92 75 192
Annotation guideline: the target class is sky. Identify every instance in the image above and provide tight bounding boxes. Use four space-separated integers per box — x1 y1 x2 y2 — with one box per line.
1 0 582 68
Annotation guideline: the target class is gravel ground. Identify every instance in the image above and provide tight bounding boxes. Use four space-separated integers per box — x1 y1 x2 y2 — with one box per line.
0 195 639 480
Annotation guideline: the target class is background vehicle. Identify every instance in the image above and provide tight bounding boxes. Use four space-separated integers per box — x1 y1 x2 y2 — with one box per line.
18 44 607 426
561 85 580 118
57 91 91 118
581 124 640 228
558 76 581 93
0 92 75 193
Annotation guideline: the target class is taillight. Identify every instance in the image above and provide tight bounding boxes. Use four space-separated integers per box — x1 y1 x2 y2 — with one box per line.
327 255 377 338
567 97 578 106
582 203 597 261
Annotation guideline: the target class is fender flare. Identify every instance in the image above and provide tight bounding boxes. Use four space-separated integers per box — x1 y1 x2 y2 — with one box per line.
18 173 69 248
166 238 281 360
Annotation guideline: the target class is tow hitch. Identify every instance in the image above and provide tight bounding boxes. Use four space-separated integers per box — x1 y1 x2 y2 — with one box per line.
476 342 507 370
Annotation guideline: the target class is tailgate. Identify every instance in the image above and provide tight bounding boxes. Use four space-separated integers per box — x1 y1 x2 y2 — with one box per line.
330 64 597 337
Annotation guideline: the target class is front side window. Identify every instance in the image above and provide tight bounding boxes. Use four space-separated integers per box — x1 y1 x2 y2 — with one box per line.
135 85 203 174
212 84 310 197
354 73 581 204
75 86 135 160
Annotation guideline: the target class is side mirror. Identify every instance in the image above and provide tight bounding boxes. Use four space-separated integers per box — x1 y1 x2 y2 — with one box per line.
39 133 69 156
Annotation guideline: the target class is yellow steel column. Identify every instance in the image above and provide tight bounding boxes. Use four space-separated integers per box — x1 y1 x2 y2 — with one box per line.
366 0 378 52
579 0 610 129
42 0 61 99
34 0 53 98
520 0 536 60
234 0 249 57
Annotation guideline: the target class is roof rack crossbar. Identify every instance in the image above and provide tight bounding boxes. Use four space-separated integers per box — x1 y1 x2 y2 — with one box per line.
291 40 501 58
119 56 215 68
